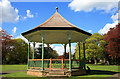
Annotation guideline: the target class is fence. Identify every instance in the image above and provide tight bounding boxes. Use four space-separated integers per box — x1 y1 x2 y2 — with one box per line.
29 58 81 70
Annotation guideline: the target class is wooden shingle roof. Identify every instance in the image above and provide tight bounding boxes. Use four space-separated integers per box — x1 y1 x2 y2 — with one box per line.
33 8 78 28
22 7 91 44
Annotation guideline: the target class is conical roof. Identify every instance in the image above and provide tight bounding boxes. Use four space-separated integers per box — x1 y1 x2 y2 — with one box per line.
34 9 78 28
22 8 91 44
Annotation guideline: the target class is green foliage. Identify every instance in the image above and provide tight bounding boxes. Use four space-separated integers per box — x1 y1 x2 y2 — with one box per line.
13 39 28 64
75 33 107 64
1 29 29 64
52 50 59 59
3 38 28 64
1 29 14 64
35 45 58 59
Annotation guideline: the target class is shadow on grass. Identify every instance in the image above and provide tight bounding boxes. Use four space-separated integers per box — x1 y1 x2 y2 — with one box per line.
70 70 119 79
1 73 9 75
87 70 118 75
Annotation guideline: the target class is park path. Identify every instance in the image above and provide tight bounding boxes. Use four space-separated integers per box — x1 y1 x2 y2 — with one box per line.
102 73 120 79
111 73 120 78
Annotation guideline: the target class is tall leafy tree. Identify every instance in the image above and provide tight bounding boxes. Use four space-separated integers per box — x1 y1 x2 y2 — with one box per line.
1 29 14 64
1 29 29 64
104 24 120 64
75 33 107 64
9 38 28 64
52 50 58 59
35 45 58 59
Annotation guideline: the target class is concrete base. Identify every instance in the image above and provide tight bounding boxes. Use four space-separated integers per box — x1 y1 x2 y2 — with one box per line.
71 68 86 76
65 68 86 77
27 68 86 77
27 69 49 77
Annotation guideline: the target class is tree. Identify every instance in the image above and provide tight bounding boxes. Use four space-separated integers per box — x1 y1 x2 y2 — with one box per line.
52 50 58 59
104 24 120 64
99 40 108 60
1 29 14 64
85 33 105 64
9 38 28 64
1 29 29 64
74 33 107 64
35 45 58 59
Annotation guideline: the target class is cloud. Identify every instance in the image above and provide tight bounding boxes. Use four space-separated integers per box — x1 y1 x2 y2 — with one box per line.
88 30 92 33
28 43 75 55
12 27 17 34
16 35 28 43
0 6 1 25
23 17 27 20
50 44 76 55
111 10 120 22
49 44 55 48
16 35 38 48
68 0 118 12
26 10 34 18
98 21 118 34
53 45 64 55
66 44 76 54
35 43 47 48
68 0 119 35
0 27 2 31
0 0 19 25
23 10 34 19
98 10 119 34
32 43 76 55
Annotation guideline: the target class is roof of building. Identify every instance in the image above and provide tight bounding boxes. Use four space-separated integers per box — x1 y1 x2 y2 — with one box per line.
34 8 78 28
21 7 91 44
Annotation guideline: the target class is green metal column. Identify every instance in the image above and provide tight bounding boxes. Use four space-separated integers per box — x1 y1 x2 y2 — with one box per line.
78 42 81 68
83 41 86 70
27 42 30 69
42 37 44 71
69 40 71 71
64 44 66 68
32 42 35 59
47 44 50 53
64 44 66 59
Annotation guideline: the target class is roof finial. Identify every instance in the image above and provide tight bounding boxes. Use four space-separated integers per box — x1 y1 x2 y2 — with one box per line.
56 7 58 12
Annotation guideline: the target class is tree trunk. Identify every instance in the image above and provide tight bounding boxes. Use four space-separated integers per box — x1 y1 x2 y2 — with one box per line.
103 58 106 63
95 59 97 64
94 57 97 64
115 56 117 65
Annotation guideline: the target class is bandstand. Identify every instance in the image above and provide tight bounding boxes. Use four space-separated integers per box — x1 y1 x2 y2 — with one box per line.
22 7 91 77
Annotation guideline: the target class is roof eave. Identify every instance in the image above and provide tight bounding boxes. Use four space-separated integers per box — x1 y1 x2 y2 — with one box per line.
21 27 92 36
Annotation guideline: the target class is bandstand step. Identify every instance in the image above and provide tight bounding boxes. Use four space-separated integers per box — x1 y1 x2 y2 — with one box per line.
46 75 68 78
49 71 64 75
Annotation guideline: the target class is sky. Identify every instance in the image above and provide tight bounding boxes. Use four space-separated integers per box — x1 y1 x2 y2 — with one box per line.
0 0 119 55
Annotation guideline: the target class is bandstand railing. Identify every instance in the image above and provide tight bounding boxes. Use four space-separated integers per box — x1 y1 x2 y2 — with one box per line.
28 59 81 70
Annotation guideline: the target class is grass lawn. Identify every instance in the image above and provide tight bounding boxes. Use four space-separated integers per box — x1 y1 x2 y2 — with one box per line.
2 71 48 79
1 64 120 78
69 64 119 78
87 64 119 72
1 71 112 79
2 71 35 77
1 64 27 72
